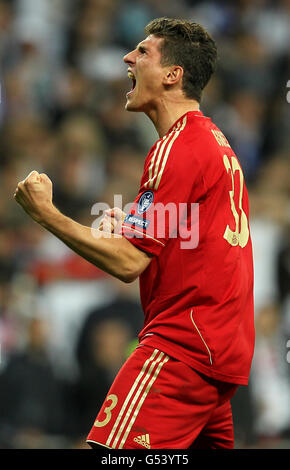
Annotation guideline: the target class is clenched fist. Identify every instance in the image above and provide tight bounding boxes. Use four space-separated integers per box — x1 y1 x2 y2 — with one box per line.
98 207 126 235
14 170 54 223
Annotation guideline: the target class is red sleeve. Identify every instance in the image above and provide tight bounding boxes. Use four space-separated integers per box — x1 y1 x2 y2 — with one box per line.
121 129 197 256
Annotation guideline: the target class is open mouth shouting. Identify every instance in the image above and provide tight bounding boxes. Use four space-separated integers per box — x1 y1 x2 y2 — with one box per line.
127 70 137 97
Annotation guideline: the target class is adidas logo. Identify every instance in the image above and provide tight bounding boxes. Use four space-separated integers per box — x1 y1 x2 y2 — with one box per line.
133 434 151 449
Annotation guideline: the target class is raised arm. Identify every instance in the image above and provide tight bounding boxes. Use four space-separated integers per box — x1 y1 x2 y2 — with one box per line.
14 171 152 283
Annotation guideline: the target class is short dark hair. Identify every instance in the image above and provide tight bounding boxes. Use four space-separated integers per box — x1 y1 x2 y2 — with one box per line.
144 17 217 102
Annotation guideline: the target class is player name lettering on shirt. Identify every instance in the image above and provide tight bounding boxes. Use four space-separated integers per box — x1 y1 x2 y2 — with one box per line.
211 129 231 148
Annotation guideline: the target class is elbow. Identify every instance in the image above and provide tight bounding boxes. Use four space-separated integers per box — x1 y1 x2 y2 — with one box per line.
109 242 151 283
118 269 139 284
121 275 137 284
117 261 141 284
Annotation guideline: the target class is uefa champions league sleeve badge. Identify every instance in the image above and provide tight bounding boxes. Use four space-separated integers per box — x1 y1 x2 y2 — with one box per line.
137 191 154 215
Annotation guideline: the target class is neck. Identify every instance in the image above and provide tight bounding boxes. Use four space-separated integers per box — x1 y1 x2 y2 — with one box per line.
146 98 200 138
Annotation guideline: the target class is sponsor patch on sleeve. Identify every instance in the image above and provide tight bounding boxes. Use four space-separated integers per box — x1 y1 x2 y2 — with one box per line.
123 214 150 230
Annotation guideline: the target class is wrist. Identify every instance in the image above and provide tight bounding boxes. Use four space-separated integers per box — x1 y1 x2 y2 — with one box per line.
38 204 61 228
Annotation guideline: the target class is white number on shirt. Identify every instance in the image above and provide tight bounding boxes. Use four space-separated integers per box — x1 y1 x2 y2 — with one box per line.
223 154 249 248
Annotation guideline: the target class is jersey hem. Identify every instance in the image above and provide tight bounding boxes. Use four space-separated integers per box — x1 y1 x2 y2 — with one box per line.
140 336 249 386
122 226 165 246
122 230 162 256
86 439 112 449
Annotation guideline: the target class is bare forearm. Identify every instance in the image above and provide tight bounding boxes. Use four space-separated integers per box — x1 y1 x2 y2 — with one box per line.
14 171 151 281
40 206 142 282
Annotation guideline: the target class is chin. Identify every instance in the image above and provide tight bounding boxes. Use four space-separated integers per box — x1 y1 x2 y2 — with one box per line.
125 101 141 112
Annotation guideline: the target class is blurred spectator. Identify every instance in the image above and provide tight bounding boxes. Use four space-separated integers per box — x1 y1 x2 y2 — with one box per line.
0 0 13 74
76 277 143 371
98 78 150 152
0 316 67 448
70 278 143 442
213 89 266 180
68 0 126 82
277 232 290 306
114 0 157 50
250 304 290 444
249 156 289 311
50 67 96 124
51 112 107 218
71 318 132 442
31 230 115 380
231 383 256 448
0 279 24 370
13 0 71 64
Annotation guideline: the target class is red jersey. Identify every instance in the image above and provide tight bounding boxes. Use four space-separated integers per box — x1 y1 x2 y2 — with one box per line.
121 110 255 385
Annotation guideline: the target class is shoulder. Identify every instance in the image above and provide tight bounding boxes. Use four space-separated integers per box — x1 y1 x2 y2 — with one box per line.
142 113 223 190
143 122 194 191
166 113 220 163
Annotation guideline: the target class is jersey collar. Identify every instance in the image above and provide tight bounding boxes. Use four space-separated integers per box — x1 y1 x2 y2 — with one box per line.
167 110 205 135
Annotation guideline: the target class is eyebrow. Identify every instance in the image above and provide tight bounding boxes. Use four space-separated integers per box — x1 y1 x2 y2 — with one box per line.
136 43 148 52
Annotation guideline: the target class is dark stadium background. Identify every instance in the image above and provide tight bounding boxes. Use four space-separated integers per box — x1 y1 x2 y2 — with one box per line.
0 0 289 449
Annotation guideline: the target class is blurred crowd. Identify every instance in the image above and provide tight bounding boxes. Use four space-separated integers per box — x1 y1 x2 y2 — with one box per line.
0 0 289 449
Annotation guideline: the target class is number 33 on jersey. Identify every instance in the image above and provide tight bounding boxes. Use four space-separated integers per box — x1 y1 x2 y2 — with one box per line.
223 154 249 248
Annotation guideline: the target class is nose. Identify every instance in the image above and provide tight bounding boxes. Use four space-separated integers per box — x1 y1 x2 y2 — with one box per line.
123 49 135 65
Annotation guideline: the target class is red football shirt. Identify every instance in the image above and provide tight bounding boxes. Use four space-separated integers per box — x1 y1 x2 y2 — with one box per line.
121 110 255 385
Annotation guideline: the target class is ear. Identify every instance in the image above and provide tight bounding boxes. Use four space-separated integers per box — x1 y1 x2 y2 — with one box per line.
163 66 183 87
